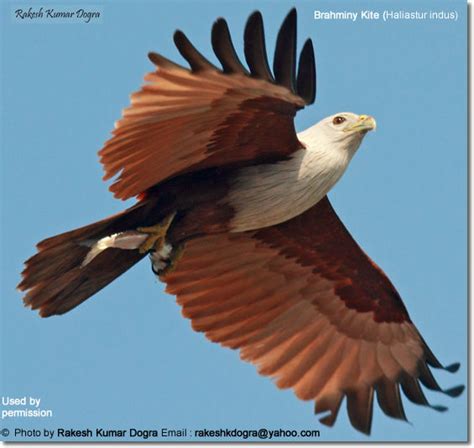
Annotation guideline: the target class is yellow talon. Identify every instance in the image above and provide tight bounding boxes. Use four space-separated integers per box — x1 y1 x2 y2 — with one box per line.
137 212 176 254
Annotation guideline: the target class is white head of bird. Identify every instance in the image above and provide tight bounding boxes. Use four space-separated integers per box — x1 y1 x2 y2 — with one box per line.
300 112 377 155
227 112 376 232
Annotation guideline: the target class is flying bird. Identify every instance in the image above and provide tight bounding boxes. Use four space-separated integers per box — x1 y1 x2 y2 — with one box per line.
18 8 462 435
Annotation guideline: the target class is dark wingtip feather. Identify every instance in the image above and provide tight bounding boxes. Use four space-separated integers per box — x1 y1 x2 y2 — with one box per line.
418 362 465 397
17 271 28 292
148 52 188 71
319 414 336 427
443 385 465 398
173 30 218 72
346 388 374 435
296 38 316 104
169 8 315 107
432 404 449 412
421 333 461 373
244 10 273 81
273 8 297 92
375 381 408 422
211 18 248 74
399 374 449 413
314 393 343 428
443 362 461 373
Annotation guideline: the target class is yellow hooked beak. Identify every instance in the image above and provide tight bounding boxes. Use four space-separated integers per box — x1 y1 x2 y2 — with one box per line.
344 114 377 133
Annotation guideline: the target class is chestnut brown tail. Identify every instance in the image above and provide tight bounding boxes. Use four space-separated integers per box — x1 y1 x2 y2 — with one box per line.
17 200 163 317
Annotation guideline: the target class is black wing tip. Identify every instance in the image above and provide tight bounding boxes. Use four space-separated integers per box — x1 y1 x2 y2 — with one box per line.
173 29 186 45
173 30 190 56
248 10 263 22
303 40 316 84
253 7 316 104
212 17 228 32
443 362 461 373
244 10 264 36
244 9 274 81
348 418 372 436
320 413 373 437
273 7 298 91
431 404 449 412
173 29 196 53
174 29 218 72
214 16 226 24
318 413 372 435
148 51 172 68
317 412 337 429
426 350 461 373
303 37 313 48
172 9 315 103
244 11 264 42
444 384 465 398
212 16 249 75
211 18 227 45
285 7 297 21
297 38 316 104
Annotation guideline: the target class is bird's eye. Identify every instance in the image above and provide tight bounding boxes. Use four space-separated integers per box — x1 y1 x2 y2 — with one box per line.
333 116 346 125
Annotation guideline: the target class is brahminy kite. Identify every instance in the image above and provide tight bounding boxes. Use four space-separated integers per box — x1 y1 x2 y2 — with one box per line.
18 8 463 435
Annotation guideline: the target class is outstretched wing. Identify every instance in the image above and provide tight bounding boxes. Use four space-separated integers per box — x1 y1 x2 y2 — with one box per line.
162 197 463 435
99 9 316 200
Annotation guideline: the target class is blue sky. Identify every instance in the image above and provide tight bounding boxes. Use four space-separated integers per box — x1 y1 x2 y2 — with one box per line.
1 0 467 442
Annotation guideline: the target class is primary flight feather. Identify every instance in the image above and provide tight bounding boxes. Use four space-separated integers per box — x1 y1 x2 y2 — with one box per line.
18 8 462 435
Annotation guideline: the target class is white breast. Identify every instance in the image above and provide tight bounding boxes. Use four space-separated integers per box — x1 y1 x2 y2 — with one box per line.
226 141 354 232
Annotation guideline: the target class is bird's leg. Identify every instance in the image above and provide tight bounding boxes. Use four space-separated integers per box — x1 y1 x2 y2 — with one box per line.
136 212 176 254
150 242 185 277
159 243 185 277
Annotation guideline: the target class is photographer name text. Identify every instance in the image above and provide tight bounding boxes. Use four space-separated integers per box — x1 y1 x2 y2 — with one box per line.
13 6 102 23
